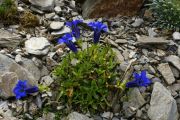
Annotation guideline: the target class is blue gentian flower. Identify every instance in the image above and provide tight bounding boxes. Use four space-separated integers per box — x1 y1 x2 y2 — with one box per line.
13 80 39 99
126 70 151 88
66 20 83 39
88 21 108 43
58 33 77 53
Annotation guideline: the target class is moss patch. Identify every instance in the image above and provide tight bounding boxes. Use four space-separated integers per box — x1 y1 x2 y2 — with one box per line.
0 0 19 25
20 11 39 28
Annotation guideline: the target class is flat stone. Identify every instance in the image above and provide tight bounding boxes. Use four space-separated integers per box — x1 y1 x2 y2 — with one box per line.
120 61 129 72
0 54 37 85
148 82 179 120
173 32 180 41
82 0 144 18
115 39 128 44
131 18 144 27
0 102 16 119
123 88 145 117
25 37 50 55
165 55 180 71
157 63 176 85
112 48 124 63
54 6 62 13
21 58 49 81
101 112 113 119
30 6 44 14
29 0 54 11
63 112 94 120
136 35 169 45
45 13 56 19
178 46 180 57
51 26 71 35
15 54 22 64
148 28 157 37
49 21 64 30
0 29 21 48
40 75 54 86
0 72 18 98
170 66 180 78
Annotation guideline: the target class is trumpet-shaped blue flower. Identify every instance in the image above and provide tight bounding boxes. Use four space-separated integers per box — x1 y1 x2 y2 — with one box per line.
58 33 77 52
126 70 151 88
66 20 83 39
13 80 39 99
88 21 108 43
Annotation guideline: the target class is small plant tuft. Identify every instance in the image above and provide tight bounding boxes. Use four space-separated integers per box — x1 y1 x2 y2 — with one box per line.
0 0 18 25
53 44 121 113
150 0 180 30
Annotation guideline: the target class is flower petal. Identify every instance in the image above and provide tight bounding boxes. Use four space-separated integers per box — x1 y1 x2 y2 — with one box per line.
66 20 82 39
25 86 39 94
66 40 78 52
58 33 77 52
93 31 101 43
126 80 139 88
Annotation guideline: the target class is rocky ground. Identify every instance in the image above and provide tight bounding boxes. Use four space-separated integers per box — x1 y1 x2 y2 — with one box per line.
0 0 180 120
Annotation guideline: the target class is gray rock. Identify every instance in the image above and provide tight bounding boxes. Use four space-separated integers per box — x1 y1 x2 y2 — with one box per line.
156 49 166 57
0 72 18 98
139 55 149 64
21 58 41 80
173 32 180 41
101 112 113 119
40 75 54 86
136 35 169 45
170 66 180 78
51 26 71 35
123 88 145 117
21 58 49 81
120 61 129 72
29 102 38 115
45 13 56 19
29 0 54 11
0 29 21 48
112 117 119 120
148 28 157 37
30 6 44 14
136 109 142 118
35 95 42 109
148 82 179 120
151 77 161 83
131 18 144 27
25 37 50 55
15 54 22 64
82 42 88 50
0 102 16 119
71 58 80 66
0 54 37 85
9 63 37 84
32 57 43 68
165 55 180 71
49 21 64 30
178 46 180 57
63 112 94 120
115 39 128 44
93 115 102 120
157 63 176 85
134 65 142 71
54 6 62 13
112 48 124 63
